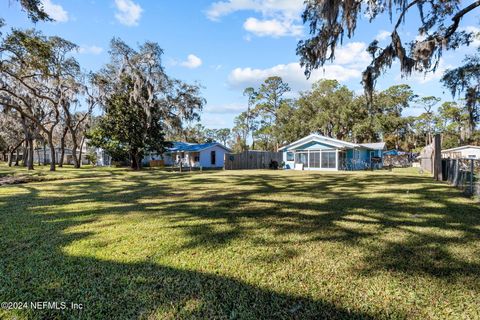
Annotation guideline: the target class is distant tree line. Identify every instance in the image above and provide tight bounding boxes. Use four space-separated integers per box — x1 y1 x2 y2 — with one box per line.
225 75 479 153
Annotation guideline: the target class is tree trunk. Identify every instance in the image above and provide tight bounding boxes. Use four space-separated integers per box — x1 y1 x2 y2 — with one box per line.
130 155 137 169
22 141 28 167
43 142 47 165
47 133 56 171
20 116 30 167
59 147 65 167
77 136 85 168
15 148 20 166
27 138 34 170
8 150 14 167
59 127 68 167
71 138 79 169
130 151 141 170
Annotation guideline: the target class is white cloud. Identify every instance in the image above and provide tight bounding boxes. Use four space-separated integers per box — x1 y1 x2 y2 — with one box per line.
227 41 371 91
331 42 371 66
206 0 304 38
243 17 302 37
41 0 69 22
228 63 362 91
375 30 390 42
180 54 203 69
206 0 303 21
77 45 103 55
114 0 143 26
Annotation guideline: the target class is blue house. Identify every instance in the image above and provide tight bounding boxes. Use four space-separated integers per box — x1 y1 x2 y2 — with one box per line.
279 134 386 171
143 142 231 168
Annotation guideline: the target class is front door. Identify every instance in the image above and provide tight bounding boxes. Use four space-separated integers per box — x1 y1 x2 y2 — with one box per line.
211 150 216 166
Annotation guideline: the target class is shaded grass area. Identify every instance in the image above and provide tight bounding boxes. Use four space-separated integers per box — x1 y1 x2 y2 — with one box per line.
0 167 479 319
0 163 116 185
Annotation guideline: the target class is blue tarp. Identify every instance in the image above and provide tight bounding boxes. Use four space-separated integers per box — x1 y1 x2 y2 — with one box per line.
384 150 399 156
383 149 408 156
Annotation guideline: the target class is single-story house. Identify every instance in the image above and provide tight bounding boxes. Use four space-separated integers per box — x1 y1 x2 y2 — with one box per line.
143 142 231 168
279 134 386 171
441 145 480 159
31 147 89 165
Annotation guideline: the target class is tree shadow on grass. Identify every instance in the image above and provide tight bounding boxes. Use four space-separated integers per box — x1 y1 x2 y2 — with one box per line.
0 185 377 319
159 172 480 280
0 170 479 318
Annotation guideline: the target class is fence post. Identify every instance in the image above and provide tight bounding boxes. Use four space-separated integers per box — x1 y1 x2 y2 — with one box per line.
433 134 442 181
471 159 474 195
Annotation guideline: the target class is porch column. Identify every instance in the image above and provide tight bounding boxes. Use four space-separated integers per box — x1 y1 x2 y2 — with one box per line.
336 150 339 170
307 150 310 170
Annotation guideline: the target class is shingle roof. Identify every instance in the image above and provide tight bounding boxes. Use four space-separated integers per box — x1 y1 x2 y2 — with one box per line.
168 142 230 152
360 142 386 150
279 134 386 151
442 145 480 153
278 134 358 151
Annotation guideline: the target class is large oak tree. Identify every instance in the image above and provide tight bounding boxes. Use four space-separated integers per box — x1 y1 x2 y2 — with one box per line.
88 38 205 170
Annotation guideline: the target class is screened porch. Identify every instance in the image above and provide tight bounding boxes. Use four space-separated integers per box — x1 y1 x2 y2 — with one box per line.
290 149 344 170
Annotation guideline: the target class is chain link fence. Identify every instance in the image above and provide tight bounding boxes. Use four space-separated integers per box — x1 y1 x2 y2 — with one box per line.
443 158 480 197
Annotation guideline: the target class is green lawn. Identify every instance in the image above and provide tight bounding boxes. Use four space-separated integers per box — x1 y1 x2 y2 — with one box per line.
0 164 116 184
0 166 479 319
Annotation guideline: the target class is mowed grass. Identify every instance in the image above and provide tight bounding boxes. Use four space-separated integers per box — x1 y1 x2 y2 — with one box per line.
0 166 479 319
0 164 116 184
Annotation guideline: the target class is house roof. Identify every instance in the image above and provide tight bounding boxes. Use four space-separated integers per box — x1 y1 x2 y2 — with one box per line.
442 145 480 153
279 134 357 151
360 142 386 150
168 142 230 153
279 134 385 151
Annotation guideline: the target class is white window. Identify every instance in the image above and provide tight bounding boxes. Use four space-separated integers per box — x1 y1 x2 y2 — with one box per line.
308 151 320 168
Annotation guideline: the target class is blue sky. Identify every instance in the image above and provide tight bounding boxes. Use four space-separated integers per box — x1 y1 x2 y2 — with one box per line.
1 0 479 129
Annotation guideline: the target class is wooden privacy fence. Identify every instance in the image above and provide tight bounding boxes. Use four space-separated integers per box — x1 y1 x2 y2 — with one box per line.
224 151 283 170
419 143 434 173
418 134 443 180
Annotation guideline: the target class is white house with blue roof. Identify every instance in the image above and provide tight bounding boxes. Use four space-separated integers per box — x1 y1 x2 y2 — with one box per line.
143 142 231 168
279 134 386 171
